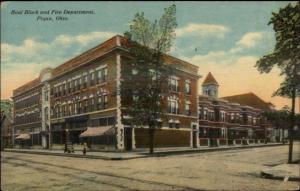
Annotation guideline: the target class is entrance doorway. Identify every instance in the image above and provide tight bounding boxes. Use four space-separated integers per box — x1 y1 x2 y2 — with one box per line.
192 130 197 148
124 128 132 151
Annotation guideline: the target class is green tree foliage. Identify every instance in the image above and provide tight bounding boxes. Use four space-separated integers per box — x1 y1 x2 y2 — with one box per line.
255 2 300 163
122 5 177 154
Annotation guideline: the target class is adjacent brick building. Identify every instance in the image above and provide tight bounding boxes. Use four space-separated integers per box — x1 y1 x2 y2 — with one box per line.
198 72 274 147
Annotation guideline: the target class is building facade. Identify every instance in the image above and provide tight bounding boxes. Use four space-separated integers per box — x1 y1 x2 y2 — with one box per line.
1 100 14 149
198 72 274 147
12 35 200 151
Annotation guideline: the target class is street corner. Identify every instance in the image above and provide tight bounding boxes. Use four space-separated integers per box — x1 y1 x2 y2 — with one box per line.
261 163 300 182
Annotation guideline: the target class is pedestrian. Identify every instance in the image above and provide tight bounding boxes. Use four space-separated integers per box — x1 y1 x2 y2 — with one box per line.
83 142 87 155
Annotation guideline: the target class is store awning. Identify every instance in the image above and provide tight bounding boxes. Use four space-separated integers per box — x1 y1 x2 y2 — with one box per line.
79 126 114 138
15 134 30 140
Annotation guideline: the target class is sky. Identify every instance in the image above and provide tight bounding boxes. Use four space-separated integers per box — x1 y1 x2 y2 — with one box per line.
1 1 299 112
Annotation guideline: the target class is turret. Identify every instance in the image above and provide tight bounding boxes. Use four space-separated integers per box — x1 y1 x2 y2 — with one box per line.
202 72 219 98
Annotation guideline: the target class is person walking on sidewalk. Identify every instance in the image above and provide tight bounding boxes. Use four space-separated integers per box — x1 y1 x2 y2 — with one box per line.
82 142 87 155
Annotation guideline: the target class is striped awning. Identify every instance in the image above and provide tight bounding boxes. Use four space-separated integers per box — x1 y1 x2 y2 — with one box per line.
15 134 30 140
79 126 114 138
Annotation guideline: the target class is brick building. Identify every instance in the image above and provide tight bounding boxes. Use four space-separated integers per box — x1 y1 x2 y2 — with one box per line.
12 35 200 151
198 72 274 147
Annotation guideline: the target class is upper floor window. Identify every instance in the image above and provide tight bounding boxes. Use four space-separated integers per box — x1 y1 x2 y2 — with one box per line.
185 80 191 94
168 96 179 114
44 107 49 121
220 112 226 122
74 80 78 91
97 94 108 110
83 75 88 89
132 69 138 75
169 76 179 92
78 78 82 89
185 100 191 115
97 67 108 84
44 90 49 101
90 72 95 86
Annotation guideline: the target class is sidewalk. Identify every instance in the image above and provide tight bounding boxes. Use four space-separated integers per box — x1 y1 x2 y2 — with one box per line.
261 163 300 182
4 143 284 160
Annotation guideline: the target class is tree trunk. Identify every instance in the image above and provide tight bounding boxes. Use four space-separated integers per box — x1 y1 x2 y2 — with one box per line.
149 126 155 154
288 87 296 164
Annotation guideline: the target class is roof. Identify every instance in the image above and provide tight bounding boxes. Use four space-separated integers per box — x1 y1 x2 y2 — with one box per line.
221 92 273 110
202 72 219 86
52 35 122 77
13 78 41 97
12 35 199 96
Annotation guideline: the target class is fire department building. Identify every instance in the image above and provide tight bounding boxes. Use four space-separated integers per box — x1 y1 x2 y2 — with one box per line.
12 35 200 151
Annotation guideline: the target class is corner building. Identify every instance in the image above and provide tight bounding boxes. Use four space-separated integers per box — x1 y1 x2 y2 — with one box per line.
12 35 200 150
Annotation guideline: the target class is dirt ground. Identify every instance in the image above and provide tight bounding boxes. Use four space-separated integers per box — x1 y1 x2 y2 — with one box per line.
1 144 299 191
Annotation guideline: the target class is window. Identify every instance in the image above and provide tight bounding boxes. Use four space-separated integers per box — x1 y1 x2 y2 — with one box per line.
149 69 159 80
89 98 95 111
45 107 49 121
132 68 138 75
107 117 115 125
206 89 211 96
69 104 72 115
185 80 191 94
58 85 62 96
169 122 175 128
169 76 179 92
79 78 82 89
220 112 226 122
168 99 179 114
248 116 252 125
90 72 95 86
74 103 77 114
97 95 108 110
230 113 235 122
78 102 82 114
97 67 107 84
83 99 88 113
68 81 71 93
74 80 78 91
44 90 49 101
185 102 191 115
83 75 88 88
131 90 139 102
209 111 214 121
63 83 67 95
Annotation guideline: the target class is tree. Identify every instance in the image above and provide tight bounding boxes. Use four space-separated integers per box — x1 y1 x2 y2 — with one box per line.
263 107 290 143
255 2 300 163
122 5 177 154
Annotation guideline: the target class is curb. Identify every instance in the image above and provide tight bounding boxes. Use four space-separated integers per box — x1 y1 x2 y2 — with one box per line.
142 143 285 157
4 143 285 160
260 171 300 182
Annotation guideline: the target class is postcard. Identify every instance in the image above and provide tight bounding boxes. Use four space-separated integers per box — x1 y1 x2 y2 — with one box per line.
1 1 299 191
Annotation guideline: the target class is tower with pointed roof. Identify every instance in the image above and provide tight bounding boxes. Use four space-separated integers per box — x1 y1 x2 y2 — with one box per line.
202 72 219 98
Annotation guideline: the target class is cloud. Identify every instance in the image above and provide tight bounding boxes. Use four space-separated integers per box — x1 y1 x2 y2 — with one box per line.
54 31 116 47
1 30 117 99
180 49 290 110
176 23 230 38
236 32 265 48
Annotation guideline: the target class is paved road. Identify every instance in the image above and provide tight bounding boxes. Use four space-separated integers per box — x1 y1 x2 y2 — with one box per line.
1 144 299 191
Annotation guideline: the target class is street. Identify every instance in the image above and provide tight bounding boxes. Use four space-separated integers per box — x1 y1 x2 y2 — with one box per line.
1 144 299 191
